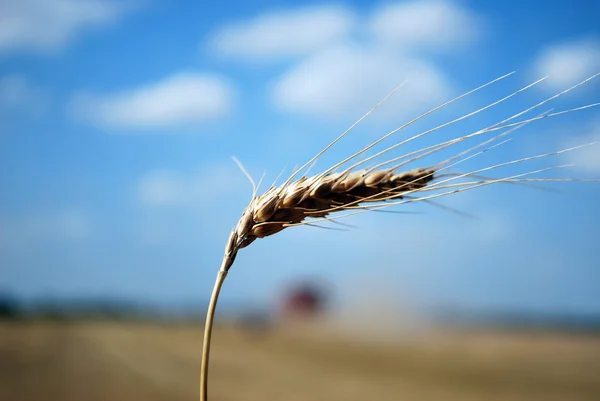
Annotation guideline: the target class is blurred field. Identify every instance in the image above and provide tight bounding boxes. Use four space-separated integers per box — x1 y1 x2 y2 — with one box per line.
1 320 600 401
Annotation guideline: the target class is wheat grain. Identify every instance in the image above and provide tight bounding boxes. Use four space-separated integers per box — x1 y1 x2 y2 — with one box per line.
200 72 599 401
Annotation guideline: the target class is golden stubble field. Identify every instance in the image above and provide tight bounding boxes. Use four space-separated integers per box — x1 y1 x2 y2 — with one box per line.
1 320 600 401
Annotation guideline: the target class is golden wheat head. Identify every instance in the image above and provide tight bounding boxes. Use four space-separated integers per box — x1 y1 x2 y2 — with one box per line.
201 71 600 401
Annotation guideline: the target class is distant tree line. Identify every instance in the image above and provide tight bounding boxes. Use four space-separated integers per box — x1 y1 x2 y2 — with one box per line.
2 289 600 334
0 291 203 321
0 293 18 319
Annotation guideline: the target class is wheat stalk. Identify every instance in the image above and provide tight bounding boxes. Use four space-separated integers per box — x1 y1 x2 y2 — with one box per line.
199 72 599 401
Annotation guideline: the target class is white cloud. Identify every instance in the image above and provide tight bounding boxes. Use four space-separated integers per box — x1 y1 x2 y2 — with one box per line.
207 1 482 60
70 72 235 130
0 0 137 54
369 0 483 53
531 37 600 91
261 1 482 120
271 44 454 120
208 4 356 60
0 74 47 114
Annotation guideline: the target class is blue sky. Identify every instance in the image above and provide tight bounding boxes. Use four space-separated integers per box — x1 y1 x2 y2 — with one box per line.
1 0 600 317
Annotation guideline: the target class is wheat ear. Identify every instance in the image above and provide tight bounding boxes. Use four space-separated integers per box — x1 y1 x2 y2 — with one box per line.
199 72 599 401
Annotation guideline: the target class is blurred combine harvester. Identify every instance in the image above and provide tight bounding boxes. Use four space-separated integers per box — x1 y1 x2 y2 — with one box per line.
279 281 327 321
236 280 328 337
